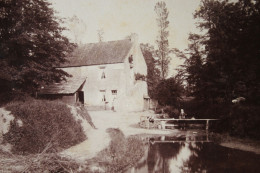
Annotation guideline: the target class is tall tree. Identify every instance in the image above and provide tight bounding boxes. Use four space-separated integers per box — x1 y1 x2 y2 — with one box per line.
180 0 260 103
154 1 171 79
0 0 74 92
175 0 260 138
140 43 161 98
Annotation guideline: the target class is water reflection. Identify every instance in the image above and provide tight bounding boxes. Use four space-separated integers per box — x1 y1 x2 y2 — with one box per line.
126 135 260 173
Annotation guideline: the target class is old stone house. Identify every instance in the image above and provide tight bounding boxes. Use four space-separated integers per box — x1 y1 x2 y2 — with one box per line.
39 34 149 111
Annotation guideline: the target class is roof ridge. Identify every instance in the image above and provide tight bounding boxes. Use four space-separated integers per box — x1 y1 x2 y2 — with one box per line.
83 38 130 46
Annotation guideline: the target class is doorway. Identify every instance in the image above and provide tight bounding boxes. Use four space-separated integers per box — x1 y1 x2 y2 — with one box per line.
78 91 84 104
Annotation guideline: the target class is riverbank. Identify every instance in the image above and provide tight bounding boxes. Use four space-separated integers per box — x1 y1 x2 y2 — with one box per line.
1 109 259 172
211 133 260 154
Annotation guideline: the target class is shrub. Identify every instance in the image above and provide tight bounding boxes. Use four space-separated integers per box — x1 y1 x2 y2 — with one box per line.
4 99 86 154
228 104 260 139
93 128 145 173
135 73 146 81
155 106 179 119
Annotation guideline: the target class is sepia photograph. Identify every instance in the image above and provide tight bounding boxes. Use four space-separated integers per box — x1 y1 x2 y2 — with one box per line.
0 0 259 172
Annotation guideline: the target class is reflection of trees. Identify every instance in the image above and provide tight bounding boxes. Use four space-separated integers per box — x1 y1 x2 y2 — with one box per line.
147 143 157 173
181 142 260 173
158 143 183 159
147 142 182 173
133 138 260 173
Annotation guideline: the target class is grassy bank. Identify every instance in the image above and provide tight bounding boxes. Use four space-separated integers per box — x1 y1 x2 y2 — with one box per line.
1 128 146 172
210 133 260 154
3 98 86 154
89 128 145 173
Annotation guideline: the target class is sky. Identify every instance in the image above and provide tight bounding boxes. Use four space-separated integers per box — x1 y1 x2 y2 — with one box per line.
49 0 202 76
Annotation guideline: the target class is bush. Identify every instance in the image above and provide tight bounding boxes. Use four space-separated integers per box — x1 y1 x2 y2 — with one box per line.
3 99 86 154
93 128 145 173
180 99 231 119
135 73 146 81
0 90 32 107
228 104 260 139
155 106 179 119
181 98 260 139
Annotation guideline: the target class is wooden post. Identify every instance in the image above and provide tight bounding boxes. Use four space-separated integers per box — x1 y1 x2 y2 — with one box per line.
206 120 209 130
161 121 165 129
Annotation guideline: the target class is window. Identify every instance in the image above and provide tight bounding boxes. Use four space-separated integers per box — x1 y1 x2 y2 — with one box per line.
101 71 106 79
111 90 117 95
102 95 106 102
100 90 106 101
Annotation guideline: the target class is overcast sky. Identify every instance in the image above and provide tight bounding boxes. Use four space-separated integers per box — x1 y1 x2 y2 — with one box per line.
50 0 202 76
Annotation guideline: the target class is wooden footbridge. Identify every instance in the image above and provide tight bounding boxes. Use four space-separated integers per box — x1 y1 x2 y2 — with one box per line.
140 116 219 130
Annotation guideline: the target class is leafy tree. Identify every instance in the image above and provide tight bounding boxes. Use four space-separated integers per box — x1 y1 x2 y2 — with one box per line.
154 1 171 79
174 34 206 98
0 0 74 92
180 0 260 104
154 77 183 107
140 43 160 98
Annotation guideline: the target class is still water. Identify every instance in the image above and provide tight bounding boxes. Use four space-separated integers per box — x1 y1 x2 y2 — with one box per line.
126 134 260 173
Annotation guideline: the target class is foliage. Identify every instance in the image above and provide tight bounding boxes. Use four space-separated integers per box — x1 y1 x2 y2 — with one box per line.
4 99 86 154
93 128 145 173
140 43 161 98
0 89 31 107
0 151 84 173
135 73 146 81
154 77 184 108
227 104 260 139
0 0 74 92
174 0 260 139
181 98 260 139
179 0 260 104
154 1 171 79
155 105 180 118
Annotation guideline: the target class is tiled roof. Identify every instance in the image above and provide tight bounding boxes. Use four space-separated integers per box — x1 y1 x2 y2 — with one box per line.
61 39 133 67
38 77 86 94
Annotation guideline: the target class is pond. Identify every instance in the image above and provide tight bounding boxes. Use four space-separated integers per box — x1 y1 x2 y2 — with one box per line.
125 134 260 173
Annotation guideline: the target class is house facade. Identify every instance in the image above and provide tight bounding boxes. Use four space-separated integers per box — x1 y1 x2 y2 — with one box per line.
39 34 148 112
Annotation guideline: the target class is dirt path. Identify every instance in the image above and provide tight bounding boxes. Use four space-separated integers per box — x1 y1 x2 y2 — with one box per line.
61 110 173 161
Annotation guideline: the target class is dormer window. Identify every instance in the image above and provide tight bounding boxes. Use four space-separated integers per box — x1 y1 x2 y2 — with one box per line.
101 71 106 79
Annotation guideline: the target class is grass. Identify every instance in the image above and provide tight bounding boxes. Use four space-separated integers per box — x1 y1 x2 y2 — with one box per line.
0 148 82 173
90 128 145 173
3 98 86 154
1 128 146 173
